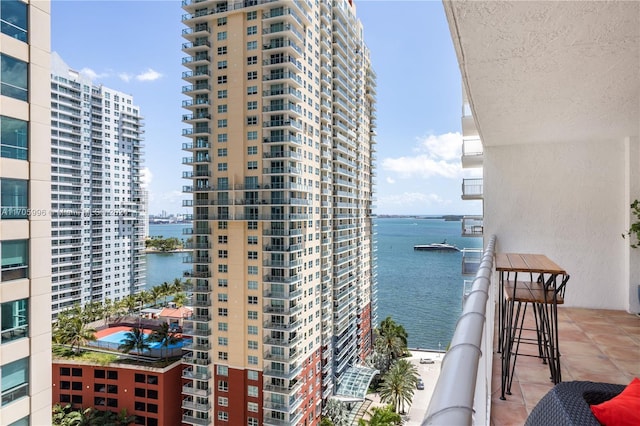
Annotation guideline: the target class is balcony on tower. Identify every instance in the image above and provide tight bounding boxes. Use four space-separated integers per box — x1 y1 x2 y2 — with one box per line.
461 177 483 200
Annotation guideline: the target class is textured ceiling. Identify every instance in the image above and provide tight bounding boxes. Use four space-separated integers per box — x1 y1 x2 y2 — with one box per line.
445 1 640 146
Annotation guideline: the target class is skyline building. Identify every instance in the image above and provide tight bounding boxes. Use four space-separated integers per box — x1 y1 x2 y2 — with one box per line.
50 53 147 319
0 0 52 424
180 0 377 424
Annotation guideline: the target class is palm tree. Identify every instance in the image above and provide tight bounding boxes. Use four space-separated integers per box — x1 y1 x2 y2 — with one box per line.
375 316 409 372
53 312 96 353
171 277 183 293
378 358 419 414
118 327 150 355
120 295 137 315
102 299 117 327
171 292 189 308
159 281 172 306
148 322 182 360
357 405 402 426
149 286 164 307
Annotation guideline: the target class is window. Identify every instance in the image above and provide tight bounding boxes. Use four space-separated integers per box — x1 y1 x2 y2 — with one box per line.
247 251 258 259
248 418 259 426
94 370 105 379
135 388 145 397
247 56 257 65
218 308 228 317
248 355 258 365
217 75 227 84
247 25 257 35
1 357 28 406
218 279 228 287
218 322 227 331
247 325 258 335
247 385 258 397
216 365 228 376
247 266 258 275
248 402 259 412
247 370 259 381
217 148 227 157
218 380 228 391
217 119 227 128
217 31 227 41
0 54 27 101
247 131 258 140
248 281 258 290
218 337 228 346
218 411 228 421
248 221 258 230
217 46 227 55
218 221 228 229
217 133 228 143
147 389 158 399
246 116 258 125
134 373 145 383
218 396 228 406
1 239 28 281
247 310 257 320
217 294 227 302
247 71 257 80
218 104 227 113
247 161 258 170
247 236 258 244
217 90 227 99
218 351 228 360
247 341 258 350
1 179 27 219
247 296 258 305
218 235 228 244
247 86 258 95
60 367 70 376
7 415 29 426
217 60 227 69
1 298 28 344
147 375 158 385
217 163 227 172
0 116 28 160
217 17 226 26
107 370 118 380
247 101 258 111
247 11 257 20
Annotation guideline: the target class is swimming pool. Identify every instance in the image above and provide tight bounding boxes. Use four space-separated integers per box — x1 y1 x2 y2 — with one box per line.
96 330 189 350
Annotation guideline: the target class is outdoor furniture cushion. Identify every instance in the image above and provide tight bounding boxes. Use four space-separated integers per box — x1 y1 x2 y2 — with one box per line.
525 381 626 426
590 377 640 426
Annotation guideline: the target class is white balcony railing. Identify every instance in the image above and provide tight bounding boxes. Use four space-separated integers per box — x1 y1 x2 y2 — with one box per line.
423 235 496 425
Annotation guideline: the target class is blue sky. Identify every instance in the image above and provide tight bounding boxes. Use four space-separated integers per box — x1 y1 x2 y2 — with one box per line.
51 0 482 216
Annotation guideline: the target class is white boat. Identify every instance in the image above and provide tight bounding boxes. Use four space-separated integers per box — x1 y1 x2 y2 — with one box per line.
414 240 460 252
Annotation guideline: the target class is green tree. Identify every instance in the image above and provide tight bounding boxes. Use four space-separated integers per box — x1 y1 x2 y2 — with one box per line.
375 316 409 373
171 277 183 295
149 286 164 307
118 327 150 355
378 359 419 414
53 310 96 353
172 292 189 308
357 404 402 426
159 281 173 306
323 399 350 426
148 322 182 361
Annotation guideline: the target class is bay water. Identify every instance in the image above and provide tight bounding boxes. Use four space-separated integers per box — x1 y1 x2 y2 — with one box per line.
146 218 482 350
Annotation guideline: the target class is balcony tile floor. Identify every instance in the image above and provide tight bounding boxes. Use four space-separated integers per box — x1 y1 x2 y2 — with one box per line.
490 307 640 425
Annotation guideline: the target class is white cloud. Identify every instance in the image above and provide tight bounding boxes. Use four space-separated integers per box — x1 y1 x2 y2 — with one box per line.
386 177 396 184
382 132 463 179
79 67 108 80
380 192 451 206
136 69 162 81
140 167 153 187
118 72 133 82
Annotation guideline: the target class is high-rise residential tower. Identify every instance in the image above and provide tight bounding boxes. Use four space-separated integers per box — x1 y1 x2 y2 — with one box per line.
50 53 146 318
0 1 52 424
180 0 376 424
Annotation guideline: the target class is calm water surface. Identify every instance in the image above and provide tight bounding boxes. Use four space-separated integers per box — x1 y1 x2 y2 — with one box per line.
146 219 482 349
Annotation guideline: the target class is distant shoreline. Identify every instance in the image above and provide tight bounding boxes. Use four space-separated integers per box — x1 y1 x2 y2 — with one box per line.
144 248 192 254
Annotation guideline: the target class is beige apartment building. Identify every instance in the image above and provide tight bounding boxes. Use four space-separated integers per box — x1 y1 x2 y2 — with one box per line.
180 0 377 424
0 1 52 425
